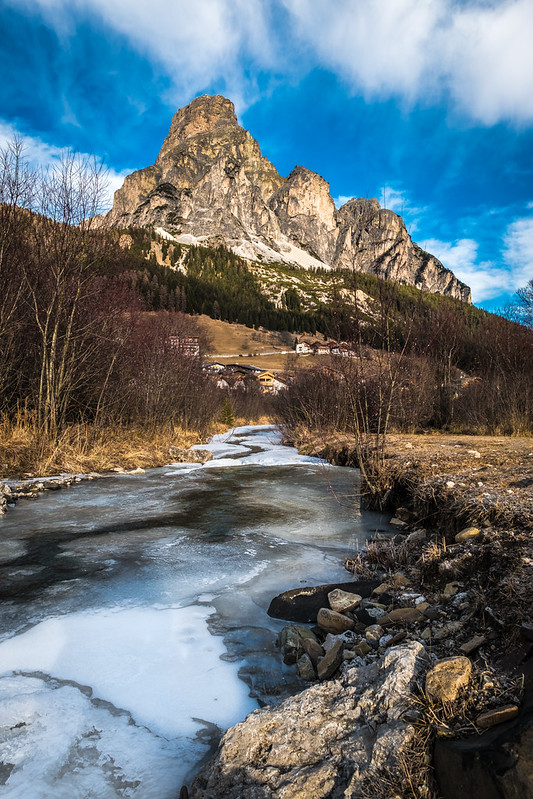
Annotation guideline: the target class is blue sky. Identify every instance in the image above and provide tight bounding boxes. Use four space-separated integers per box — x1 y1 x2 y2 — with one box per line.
1 0 532 309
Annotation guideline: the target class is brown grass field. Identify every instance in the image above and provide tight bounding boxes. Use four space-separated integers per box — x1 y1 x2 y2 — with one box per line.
197 315 332 371
197 315 294 356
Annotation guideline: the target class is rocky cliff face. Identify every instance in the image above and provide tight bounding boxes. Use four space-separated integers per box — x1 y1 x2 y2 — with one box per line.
99 95 471 302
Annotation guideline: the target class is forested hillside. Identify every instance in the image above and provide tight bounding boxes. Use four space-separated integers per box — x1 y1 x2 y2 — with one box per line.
120 228 342 335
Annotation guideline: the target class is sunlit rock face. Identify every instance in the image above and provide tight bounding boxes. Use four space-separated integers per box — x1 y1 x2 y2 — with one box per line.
98 94 471 302
190 641 426 799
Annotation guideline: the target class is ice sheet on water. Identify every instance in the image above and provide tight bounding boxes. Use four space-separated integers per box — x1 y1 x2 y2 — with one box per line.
163 464 202 475
0 424 375 795
0 605 257 740
190 440 252 458
166 462 202 470
243 448 325 466
0 674 199 798
230 424 279 437
201 457 246 468
186 425 326 469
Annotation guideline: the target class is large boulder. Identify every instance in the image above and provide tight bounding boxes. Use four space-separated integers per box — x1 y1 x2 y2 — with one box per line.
267 580 378 623
328 588 362 613
317 608 355 634
189 642 426 798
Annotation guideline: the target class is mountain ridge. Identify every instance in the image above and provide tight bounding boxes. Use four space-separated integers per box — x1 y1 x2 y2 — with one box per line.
97 95 471 303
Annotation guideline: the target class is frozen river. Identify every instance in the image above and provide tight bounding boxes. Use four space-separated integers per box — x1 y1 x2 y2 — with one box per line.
0 425 386 798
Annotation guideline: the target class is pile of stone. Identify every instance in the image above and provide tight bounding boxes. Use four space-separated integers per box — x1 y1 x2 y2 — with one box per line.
218 572 528 799
168 446 213 464
0 482 9 514
0 473 104 512
276 579 433 683
190 630 529 799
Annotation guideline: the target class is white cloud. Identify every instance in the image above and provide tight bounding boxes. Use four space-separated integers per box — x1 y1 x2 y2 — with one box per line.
422 237 501 302
503 216 533 286
334 195 355 208
8 0 278 113
335 186 426 230
424 218 533 303
378 185 428 233
8 0 533 124
0 120 130 210
282 0 533 125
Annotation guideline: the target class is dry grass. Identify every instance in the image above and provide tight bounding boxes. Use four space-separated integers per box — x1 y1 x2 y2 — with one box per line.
198 315 336 371
0 410 275 479
0 411 223 478
197 315 293 356
294 429 533 530
360 730 437 799
298 427 531 798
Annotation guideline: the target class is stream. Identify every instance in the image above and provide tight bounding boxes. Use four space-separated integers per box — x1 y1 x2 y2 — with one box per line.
0 425 387 798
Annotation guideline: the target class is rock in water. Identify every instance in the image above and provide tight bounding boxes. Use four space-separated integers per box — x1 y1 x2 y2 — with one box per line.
268 580 377 623
189 642 426 799
317 640 344 680
277 625 320 666
95 95 471 302
297 654 316 682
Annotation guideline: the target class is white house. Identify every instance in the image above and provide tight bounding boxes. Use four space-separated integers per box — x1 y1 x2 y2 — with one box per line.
295 340 313 354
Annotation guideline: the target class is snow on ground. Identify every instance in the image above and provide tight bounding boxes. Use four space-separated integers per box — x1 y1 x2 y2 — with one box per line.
0 674 186 799
232 234 332 271
154 227 178 241
192 425 325 468
175 233 200 246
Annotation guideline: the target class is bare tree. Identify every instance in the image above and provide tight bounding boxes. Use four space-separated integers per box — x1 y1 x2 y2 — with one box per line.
516 279 533 328
334 268 415 503
0 138 34 407
21 152 114 435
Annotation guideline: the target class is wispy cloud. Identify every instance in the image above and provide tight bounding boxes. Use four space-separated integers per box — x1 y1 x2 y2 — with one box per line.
0 120 130 208
335 186 427 234
282 0 533 125
503 216 533 285
424 212 533 303
378 185 428 234
6 0 533 124
333 195 354 209
422 237 499 302
6 0 279 114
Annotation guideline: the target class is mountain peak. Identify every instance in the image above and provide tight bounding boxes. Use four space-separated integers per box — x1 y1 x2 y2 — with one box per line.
100 96 471 303
158 95 238 160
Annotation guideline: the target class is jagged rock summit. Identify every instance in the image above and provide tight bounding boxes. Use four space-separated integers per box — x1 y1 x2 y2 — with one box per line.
100 95 471 302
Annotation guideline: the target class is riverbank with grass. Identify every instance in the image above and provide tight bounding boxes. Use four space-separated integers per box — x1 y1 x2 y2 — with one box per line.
0 415 273 482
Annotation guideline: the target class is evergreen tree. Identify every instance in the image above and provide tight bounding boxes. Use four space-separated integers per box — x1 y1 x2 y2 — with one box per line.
220 396 235 427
